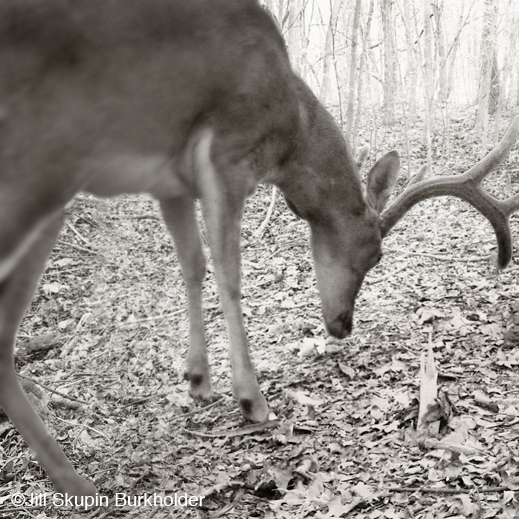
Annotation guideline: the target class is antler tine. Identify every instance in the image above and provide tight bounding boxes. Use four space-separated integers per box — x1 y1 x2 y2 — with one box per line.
465 115 519 184
502 192 519 217
380 115 519 269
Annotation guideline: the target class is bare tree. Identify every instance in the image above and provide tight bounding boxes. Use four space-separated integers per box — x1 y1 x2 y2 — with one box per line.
381 0 397 126
352 0 375 150
399 0 418 123
320 0 343 105
444 1 467 104
344 0 362 142
434 0 448 105
285 0 303 73
517 59 519 106
475 0 498 147
422 0 435 167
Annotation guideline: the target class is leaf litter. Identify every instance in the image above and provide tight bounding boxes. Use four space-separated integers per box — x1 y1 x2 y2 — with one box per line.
2 114 519 518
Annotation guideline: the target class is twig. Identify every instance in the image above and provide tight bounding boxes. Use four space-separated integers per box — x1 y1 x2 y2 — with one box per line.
54 415 111 442
56 239 98 254
0 506 42 514
254 186 277 238
130 214 160 220
121 308 186 327
212 488 245 518
66 220 91 245
17 373 90 406
387 485 510 494
385 248 490 263
120 295 219 327
106 214 159 220
421 437 484 454
181 419 279 438
179 397 224 417
119 391 171 409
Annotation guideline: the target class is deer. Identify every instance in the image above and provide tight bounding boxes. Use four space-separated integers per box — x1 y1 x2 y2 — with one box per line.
1 0 518 499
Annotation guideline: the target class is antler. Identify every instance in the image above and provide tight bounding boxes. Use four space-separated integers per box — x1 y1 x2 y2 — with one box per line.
380 115 519 269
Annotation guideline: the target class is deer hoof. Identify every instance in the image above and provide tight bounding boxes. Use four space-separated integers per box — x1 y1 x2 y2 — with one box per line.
239 393 270 423
184 370 214 401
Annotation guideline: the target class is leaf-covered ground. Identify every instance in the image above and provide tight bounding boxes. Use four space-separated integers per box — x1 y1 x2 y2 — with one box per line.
2 113 519 518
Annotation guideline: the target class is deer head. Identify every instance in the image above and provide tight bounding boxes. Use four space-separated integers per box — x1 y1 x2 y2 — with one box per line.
276 79 400 338
277 82 519 339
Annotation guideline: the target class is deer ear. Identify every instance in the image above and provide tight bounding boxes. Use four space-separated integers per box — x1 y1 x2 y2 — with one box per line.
366 150 400 214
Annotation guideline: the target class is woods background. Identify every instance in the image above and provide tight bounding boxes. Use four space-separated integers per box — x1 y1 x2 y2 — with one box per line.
261 0 519 173
4 2 519 518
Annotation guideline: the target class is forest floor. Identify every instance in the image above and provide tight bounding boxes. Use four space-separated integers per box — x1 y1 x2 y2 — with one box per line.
2 111 519 519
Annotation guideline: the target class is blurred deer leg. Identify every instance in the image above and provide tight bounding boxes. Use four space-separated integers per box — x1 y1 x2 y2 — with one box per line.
159 197 216 401
0 213 97 497
195 132 269 422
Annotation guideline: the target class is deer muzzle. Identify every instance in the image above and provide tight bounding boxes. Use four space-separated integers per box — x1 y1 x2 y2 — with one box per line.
324 308 353 339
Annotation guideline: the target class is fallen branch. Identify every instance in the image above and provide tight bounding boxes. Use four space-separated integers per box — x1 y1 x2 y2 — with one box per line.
418 339 438 435
387 485 510 494
18 373 90 406
66 220 91 245
181 419 279 438
385 248 491 263
56 239 98 254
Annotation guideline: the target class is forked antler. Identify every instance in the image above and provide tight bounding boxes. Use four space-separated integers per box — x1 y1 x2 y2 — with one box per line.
380 115 519 269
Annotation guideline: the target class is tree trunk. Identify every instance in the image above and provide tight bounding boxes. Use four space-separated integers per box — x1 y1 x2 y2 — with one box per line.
352 0 374 151
320 0 342 105
517 59 519 106
289 0 301 70
445 2 465 103
435 3 448 105
381 0 397 126
406 49 418 123
261 0 277 22
398 0 418 123
474 0 497 141
506 16 519 109
422 0 434 168
344 0 362 143
489 51 500 115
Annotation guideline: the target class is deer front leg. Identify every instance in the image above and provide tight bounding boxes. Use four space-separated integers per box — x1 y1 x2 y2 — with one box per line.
194 133 269 422
0 212 97 497
201 198 269 422
159 197 217 402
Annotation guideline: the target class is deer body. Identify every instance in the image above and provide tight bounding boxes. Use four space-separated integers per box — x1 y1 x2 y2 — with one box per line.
0 0 401 496
2 0 517 499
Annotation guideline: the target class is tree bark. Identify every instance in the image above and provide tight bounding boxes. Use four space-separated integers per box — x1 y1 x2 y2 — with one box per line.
352 0 374 152
344 0 362 143
445 2 465 104
381 0 397 126
435 2 448 105
285 0 302 74
320 0 342 105
398 0 418 123
489 51 500 115
422 0 434 165
475 0 498 141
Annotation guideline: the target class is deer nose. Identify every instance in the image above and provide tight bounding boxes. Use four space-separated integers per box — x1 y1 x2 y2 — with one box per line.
326 310 353 339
